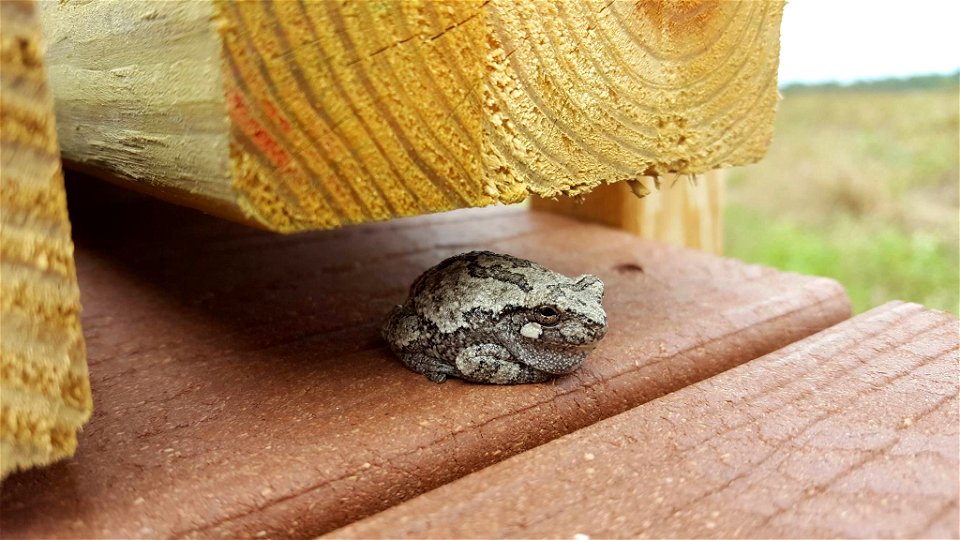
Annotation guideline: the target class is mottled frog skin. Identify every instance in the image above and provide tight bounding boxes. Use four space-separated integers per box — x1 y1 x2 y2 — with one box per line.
382 251 607 384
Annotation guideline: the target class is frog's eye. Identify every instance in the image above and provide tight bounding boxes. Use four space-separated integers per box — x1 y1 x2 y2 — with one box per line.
535 305 561 325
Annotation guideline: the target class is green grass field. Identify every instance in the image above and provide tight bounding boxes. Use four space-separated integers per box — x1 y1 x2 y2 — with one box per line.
726 81 959 314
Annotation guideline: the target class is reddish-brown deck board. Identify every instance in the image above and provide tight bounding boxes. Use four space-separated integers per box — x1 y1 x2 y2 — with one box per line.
331 302 960 539
0 178 850 539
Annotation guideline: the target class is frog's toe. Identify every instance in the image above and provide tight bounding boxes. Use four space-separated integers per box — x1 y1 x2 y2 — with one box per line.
425 371 447 383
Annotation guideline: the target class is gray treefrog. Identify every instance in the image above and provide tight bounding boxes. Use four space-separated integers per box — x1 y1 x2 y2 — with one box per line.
382 251 607 384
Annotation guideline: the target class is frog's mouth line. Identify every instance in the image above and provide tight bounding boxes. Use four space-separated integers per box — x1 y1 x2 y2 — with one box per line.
536 340 601 351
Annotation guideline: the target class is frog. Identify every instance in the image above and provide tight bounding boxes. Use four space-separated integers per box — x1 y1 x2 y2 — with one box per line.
382 251 607 384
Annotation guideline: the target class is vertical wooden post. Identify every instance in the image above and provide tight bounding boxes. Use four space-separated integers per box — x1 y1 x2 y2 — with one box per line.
531 170 725 255
1 0 92 478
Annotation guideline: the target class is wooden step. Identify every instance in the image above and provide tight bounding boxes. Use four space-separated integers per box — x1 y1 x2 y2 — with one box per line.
0 178 849 538
330 302 959 539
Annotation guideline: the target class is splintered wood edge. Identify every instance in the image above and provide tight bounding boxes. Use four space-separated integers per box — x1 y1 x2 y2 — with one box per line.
0 0 92 479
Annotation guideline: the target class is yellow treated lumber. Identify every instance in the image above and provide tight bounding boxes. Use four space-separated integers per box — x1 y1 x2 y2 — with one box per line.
39 0 784 232
532 171 725 254
0 0 92 478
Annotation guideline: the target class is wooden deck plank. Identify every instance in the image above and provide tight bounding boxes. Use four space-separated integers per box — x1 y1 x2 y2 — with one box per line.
330 302 959 539
0 177 849 538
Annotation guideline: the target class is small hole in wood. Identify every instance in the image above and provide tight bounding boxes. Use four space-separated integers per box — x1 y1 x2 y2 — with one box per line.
615 263 644 273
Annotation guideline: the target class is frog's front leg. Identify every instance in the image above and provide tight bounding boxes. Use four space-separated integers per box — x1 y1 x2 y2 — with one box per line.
454 344 551 384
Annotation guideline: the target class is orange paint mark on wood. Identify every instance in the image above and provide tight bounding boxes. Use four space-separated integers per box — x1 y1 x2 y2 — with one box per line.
226 88 291 169
260 98 291 133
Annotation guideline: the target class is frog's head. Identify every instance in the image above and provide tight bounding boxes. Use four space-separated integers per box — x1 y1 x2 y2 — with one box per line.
514 274 607 374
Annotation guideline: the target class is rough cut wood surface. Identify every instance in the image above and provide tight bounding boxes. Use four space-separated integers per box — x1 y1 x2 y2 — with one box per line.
0 0 92 479
38 0 784 232
332 302 960 539
0 177 847 538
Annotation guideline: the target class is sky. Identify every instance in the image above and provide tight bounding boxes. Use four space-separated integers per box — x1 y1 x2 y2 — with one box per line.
777 0 960 85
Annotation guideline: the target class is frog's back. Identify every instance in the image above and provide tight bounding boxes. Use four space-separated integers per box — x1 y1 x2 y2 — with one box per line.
407 251 557 334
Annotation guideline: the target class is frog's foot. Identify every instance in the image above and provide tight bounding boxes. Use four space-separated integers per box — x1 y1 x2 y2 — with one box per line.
455 344 551 384
400 353 457 383
424 370 448 383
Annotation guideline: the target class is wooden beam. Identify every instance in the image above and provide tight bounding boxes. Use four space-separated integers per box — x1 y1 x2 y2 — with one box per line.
0 0 92 478
38 0 784 232
532 170 725 254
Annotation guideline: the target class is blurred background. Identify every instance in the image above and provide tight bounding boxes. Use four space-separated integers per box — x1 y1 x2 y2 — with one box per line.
725 0 959 314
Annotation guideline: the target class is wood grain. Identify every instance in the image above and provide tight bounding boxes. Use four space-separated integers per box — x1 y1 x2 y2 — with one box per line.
38 0 784 232
0 0 91 479
331 302 960 539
